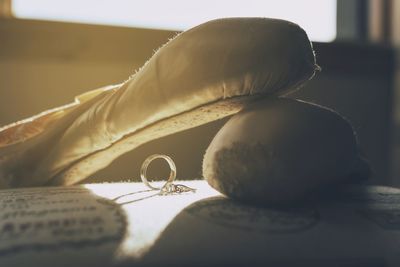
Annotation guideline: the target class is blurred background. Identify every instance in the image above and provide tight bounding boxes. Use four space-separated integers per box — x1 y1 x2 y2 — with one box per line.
0 0 399 186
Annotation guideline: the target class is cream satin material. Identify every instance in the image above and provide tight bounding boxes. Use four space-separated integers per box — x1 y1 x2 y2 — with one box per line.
0 18 317 188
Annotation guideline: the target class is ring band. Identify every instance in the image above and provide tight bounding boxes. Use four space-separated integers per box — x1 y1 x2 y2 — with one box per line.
140 154 177 190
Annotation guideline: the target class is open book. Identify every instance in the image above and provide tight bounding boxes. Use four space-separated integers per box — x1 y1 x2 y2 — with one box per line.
0 180 399 267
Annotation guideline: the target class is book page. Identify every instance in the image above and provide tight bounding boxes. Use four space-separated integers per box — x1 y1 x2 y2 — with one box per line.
0 181 399 266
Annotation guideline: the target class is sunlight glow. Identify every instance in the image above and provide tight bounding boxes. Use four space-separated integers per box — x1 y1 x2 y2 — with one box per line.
13 0 336 42
83 181 220 258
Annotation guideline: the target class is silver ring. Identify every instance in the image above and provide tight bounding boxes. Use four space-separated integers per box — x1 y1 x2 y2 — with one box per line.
140 154 177 190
